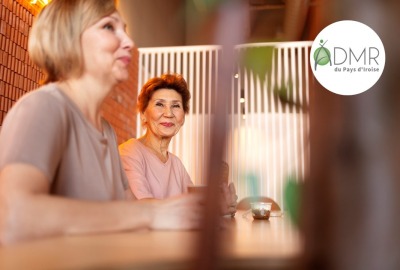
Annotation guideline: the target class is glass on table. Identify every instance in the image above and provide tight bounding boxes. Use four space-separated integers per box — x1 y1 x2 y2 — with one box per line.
250 202 272 220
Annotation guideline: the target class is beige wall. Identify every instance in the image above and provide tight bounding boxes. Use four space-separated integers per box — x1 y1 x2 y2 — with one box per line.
118 0 297 48
119 0 186 48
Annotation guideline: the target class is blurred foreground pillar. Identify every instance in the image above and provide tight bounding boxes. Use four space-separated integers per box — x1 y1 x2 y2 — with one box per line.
303 1 400 269
193 1 247 270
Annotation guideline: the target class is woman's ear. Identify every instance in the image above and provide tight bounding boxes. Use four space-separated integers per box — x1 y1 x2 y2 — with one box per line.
140 113 146 123
140 112 147 128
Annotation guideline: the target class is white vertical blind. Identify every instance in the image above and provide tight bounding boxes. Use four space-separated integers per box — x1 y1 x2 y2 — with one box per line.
137 42 312 209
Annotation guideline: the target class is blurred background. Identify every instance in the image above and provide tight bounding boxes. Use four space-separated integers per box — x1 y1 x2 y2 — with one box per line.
119 0 320 47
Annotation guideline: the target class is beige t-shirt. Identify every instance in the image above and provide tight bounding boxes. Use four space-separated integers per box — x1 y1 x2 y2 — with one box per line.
0 84 128 200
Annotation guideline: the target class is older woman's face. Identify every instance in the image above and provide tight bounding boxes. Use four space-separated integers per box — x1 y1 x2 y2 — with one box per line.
81 11 133 84
143 89 185 139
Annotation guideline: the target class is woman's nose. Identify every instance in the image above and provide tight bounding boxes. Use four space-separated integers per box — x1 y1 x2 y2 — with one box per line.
163 106 173 117
122 31 134 50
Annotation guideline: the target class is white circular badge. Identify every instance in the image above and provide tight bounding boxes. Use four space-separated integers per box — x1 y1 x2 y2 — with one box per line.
310 20 385 95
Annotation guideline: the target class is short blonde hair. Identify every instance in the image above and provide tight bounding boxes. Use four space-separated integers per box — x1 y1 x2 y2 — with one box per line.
28 0 117 83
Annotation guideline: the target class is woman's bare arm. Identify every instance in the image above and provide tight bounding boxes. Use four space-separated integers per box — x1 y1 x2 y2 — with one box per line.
0 164 202 245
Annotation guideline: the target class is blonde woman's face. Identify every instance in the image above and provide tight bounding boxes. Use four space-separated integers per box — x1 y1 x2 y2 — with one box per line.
80 12 134 84
143 89 185 139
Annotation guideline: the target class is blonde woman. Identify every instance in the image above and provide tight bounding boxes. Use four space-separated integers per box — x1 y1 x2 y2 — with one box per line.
0 0 202 245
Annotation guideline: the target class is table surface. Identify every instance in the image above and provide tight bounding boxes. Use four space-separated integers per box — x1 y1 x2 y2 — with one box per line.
0 211 302 270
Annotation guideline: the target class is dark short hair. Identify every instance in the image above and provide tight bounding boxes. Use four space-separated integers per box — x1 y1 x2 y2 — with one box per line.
137 73 191 114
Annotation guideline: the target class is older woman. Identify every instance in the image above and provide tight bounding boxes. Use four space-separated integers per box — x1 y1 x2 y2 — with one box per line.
119 73 237 215
0 0 202 245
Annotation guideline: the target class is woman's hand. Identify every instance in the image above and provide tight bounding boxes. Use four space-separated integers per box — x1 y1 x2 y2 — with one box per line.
220 182 238 216
149 193 204 230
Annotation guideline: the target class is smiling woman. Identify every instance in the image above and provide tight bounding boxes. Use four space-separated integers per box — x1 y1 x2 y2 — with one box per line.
119 73 193 198
119 73 238 216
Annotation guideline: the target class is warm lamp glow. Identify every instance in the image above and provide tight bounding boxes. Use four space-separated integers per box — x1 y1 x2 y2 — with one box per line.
30 0 51 7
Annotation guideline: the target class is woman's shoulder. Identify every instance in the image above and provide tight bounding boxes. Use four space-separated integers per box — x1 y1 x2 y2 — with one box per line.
167 153 190 177
14 84 68 109
168 152 185 165
26 83 61 96
118 139 149 167
119 138 143 154
3 84 68 124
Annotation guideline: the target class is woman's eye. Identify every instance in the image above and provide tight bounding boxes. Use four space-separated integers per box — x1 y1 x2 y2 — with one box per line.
155 103 163 107
172 104 181 108
104 23 115 31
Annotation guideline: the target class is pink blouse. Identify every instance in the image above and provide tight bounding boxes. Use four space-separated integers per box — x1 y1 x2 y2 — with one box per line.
119 139 193 199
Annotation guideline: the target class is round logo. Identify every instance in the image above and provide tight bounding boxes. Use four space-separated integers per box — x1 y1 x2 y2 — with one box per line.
310 20 385 95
